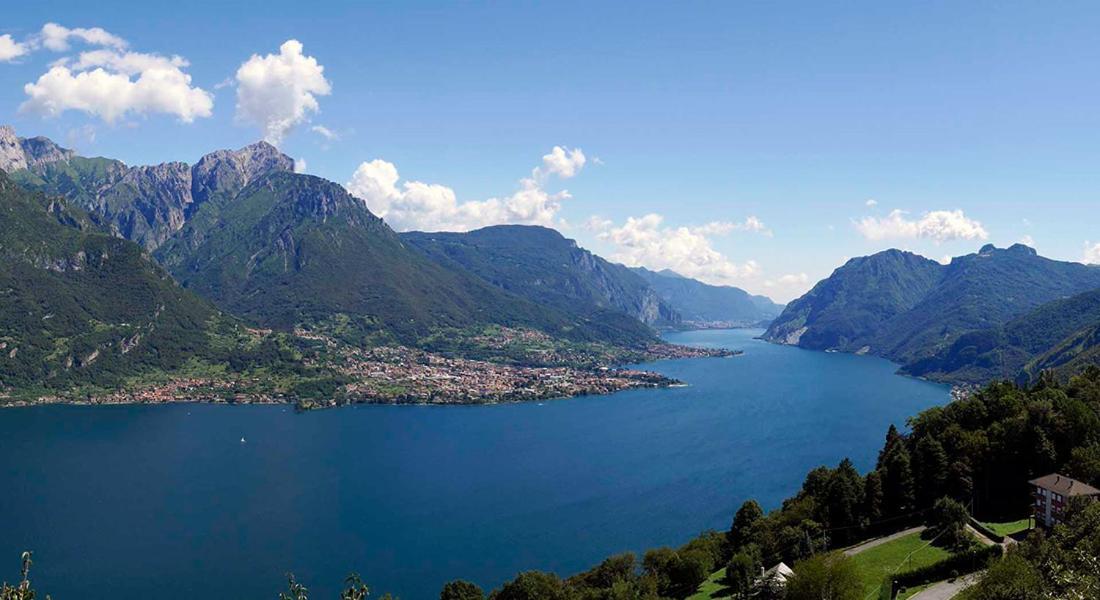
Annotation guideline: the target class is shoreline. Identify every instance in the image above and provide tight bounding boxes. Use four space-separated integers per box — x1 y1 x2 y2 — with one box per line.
0 342 737 410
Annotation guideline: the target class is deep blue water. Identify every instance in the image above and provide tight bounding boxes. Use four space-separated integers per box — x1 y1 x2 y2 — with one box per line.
0 329 948 599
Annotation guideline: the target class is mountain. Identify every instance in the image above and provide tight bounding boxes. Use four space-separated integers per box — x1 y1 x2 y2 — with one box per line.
155 175 632 345
2 128 663 349
0 169 227 392
0 126 293 251
401 225 678 332
632 266 783 326
763 249 944 349
764 244 1100 382
901 288 1100 384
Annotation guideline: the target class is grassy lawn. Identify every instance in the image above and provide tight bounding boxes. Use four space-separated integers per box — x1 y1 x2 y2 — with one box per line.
849 531 952 598
687 567 731 600
981 518 1031 537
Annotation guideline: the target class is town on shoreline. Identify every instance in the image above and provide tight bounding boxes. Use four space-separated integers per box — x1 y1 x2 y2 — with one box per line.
0 339 739 410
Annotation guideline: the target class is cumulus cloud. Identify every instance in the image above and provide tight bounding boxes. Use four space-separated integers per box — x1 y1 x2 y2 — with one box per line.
346 147 586 232
19 24 212 124
1020 234 1036 248
235 40 331 146
534 146 586 180
294 158 308 173
38 23 127 52
1084 241 1100 265
21 49 214 123
865 199 878 207
0 34 30 62
854 209 988 243
594 213 759 286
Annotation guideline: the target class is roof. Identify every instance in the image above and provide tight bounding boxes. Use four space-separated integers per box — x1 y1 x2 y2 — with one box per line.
762 562 794 582
1028 473 1100 497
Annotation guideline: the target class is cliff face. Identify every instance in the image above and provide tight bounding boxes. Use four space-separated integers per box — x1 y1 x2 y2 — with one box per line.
568 244 679 325
633 266 783 325
0 126 294 251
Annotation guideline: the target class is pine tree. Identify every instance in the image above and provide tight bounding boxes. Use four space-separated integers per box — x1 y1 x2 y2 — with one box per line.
882 445 916 517
914 436 949 507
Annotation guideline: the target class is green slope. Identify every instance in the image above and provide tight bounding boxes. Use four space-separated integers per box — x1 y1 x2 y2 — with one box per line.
903 288 1100 383
878 244 1100 364
764 245 1100 383
402 225 668 345
1024 320 1100 381
763 249 944 349
156 174 620 346
0 171 222 392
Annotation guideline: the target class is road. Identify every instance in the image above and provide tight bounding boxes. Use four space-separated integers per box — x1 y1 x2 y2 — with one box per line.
907 573 981 600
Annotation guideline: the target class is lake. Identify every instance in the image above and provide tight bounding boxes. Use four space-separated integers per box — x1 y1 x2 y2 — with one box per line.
0 329 948 599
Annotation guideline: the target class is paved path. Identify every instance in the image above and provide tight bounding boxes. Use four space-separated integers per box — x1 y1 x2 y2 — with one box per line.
907 573 981 600
843 526 927 556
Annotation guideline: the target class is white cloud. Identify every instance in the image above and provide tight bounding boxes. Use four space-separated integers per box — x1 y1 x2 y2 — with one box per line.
764 273 809 288
38 23 127 52
583 215 613 232
1084 241 1100 265
732 215 771 236
0 34 30 62
294 158 308 173
865 199 878 207
1020 234 1035 248
854 209 988 243
596 213 759 286
534 146 586 180
762 272 812 302
310 124 339 141
21 48 214 123
346 147 585 232
235 40 331 146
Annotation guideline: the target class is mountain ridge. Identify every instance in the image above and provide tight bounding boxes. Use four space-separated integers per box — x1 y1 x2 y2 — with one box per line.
0 125 294 251
764 244 1100 383
401 225 678 333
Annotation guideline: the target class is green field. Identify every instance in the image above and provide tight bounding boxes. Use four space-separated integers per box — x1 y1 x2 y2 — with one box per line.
981 518 1031 537
849 531 952 598
687 567 730 600
688 530 960 600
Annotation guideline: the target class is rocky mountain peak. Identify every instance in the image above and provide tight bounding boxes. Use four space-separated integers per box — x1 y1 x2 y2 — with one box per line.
20 136 75 168
0 126 77 173
191 141 294 204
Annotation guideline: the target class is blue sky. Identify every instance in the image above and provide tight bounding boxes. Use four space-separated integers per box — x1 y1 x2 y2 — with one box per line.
3 1 1100 301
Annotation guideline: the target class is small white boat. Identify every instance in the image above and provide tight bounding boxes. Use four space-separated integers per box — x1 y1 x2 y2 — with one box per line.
240 437 246 444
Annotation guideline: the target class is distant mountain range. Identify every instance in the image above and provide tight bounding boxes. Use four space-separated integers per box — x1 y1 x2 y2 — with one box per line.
764 244 1100 384
0 126 785 397
632 266 784 326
